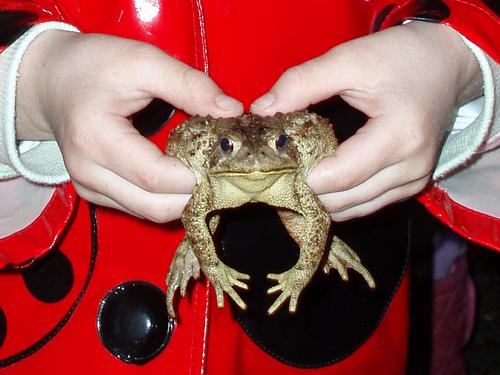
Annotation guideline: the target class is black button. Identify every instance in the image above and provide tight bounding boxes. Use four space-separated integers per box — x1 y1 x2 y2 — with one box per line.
21 249 74 303
0 307 6 348
97 281 174 365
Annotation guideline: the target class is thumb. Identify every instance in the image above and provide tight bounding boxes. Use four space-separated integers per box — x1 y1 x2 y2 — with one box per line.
135 50 243 118
306 117 399 194
250 49 356 115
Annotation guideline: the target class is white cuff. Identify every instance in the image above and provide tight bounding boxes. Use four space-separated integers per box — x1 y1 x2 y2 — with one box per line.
433 34 498 179
0 22 79 184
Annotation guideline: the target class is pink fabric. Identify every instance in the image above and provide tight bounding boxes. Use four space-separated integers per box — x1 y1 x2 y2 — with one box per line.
0 176 54 238
431 255 476 375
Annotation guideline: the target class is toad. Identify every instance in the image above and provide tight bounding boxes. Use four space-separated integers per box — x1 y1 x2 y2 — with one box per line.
165 111 375 318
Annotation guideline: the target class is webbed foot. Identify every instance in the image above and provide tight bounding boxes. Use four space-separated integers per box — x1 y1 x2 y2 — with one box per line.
166 239 201 318
323 236 375 289
204 262 250 310
266 267 313 315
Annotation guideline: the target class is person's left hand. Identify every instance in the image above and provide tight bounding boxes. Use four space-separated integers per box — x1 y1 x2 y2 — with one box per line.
251 21 482 221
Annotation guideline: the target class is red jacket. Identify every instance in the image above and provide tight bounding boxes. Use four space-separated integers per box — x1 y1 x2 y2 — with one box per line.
0 1 498 374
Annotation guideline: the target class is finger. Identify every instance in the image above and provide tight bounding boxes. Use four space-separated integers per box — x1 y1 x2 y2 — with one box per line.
345 246 361 262
73 164 191 222
251 48 355 115
73 181 137 217
214 285 225 308
88 115 196 194
330 179 429 222
307 117 403 194
232 270 250 280
180 272 191 297
267 284 283 295
327 255 348 281
267 273 282 282
166 286 178 318
268 292 290 315
229 277 249 290
316 162 431 213
289 295 298 313
136 51 243 117
226 288 247 310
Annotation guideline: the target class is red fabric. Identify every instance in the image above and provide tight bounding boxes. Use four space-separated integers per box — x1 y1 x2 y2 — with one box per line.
0 183 76 269
418 186 500 252
382 0 500 252
207 273 409 375
0 0 497 373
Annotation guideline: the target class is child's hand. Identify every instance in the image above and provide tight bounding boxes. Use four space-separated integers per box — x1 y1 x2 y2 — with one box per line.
251 21 482 221
16 30 243 222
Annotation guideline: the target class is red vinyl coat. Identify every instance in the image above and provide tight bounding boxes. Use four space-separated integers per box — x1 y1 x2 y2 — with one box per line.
0 1 498 374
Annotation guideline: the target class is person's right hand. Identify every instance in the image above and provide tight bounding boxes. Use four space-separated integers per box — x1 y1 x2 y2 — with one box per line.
16 30 243 222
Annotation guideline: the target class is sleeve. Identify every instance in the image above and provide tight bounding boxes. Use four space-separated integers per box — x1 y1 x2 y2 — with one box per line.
379 0 500 251
0 2 78 269
0 21 78 183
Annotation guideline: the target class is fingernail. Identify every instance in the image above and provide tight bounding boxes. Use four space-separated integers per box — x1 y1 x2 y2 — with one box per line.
251 93 276 110
215 94 241 110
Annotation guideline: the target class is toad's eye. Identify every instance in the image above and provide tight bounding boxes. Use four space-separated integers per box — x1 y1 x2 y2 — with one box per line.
220 137 233 152
275 133 287 149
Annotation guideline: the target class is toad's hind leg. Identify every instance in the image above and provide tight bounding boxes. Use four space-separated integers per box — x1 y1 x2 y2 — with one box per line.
324 236 375 289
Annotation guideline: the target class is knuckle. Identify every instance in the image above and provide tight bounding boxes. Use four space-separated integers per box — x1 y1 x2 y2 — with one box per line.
135 167 161 192
64 116 94 153
68 167 87 185
281 65 307 90
125 41 162 66
179 67 211 100
406 156 435 181
329 173 356 192
145 204 175 223
410 177 431 195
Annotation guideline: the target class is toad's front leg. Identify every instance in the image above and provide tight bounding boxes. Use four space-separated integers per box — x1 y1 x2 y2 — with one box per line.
267 179 330 314
176 180 249 312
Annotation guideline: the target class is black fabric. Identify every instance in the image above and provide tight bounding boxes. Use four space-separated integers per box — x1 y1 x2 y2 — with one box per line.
131 99 175 137
371 4 396 32
483 0 500 15
410 0 450 22
0 308 6 349
217 203 410 368
21 249 74 303
0 205 98 367
370 0 451 32
0 11 37 46
215 100 409 367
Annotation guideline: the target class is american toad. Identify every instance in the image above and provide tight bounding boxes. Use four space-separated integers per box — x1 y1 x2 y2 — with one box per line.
165 111 374 318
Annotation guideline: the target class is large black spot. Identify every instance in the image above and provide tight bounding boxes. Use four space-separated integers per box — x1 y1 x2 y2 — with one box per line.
21 249 74 303
97 281 174 365
0 308 6 348
217 202 410 368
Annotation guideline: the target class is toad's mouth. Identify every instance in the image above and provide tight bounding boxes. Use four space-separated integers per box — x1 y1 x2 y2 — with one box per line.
212 169 295 179
210 169 296 194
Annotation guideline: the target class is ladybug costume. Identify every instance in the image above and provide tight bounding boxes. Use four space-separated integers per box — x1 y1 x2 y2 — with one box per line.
0 0 498 374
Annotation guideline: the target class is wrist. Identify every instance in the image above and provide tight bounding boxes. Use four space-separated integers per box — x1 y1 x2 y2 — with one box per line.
443 27 483 106
404 21 483 106
16 29 77 140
